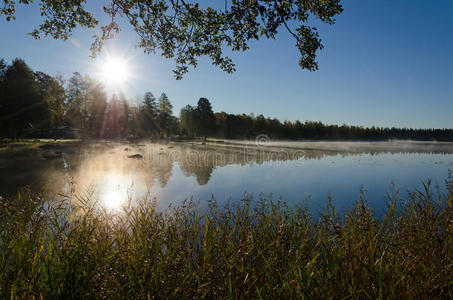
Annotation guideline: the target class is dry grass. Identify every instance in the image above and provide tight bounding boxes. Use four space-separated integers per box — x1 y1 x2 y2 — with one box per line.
1 180 453 299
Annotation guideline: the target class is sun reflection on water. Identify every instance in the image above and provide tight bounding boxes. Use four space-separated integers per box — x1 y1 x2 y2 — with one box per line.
100 176 128 211
102 189 124 210
70 147 159 212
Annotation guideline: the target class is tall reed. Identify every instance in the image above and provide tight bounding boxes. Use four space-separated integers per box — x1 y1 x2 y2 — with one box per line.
1 180 453 298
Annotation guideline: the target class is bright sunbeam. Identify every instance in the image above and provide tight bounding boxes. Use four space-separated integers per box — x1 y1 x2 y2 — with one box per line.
101 57 129 85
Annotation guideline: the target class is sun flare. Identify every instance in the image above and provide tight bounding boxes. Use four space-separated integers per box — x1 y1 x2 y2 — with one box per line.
100 57 130 85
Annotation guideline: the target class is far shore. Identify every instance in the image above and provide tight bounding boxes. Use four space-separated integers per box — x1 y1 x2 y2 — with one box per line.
3 138 453 156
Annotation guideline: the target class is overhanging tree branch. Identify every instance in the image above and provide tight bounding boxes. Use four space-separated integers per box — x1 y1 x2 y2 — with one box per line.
1 0 343 79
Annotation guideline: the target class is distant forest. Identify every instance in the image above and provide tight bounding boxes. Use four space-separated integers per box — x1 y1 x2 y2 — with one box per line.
1 58 453 142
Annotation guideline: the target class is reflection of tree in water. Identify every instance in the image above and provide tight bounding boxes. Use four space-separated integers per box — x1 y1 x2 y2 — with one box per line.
179 164 214 185
175 145 307 185
172 149 214 186
154 159 173 188
195 166 213 185
172 146 319 185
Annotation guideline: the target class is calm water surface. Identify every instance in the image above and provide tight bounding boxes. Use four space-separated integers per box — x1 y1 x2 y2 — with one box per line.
1 140 453 214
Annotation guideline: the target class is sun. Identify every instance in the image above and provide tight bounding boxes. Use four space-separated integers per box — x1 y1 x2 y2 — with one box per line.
100 57 130 85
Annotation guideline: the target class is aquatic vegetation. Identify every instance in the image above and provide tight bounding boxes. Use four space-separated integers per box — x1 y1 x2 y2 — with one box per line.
1 181 453 298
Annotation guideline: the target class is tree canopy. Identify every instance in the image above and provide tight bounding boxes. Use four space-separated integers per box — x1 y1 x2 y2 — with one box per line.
1 0 343 79
180 97 216 139
3 57 452 142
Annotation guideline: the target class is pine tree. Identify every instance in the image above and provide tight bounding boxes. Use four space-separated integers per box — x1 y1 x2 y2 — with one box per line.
1 59 48 140
157 93 173 138
196 97 216 140
141 92 158 137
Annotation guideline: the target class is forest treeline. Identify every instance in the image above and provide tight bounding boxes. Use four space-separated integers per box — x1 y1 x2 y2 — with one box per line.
1 58 453 141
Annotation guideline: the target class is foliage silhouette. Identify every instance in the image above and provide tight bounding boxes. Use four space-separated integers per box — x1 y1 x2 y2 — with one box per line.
0 0 343 78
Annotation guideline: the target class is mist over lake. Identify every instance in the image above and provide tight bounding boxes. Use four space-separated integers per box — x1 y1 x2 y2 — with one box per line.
2 139 453 214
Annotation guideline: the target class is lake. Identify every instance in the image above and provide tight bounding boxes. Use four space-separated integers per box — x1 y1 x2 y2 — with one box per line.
1 140 453 214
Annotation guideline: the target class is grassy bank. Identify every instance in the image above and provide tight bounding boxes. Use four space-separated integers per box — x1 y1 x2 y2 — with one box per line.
1 182 453 299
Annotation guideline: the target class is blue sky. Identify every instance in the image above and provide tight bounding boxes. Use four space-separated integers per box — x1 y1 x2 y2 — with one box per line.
1 0 452 128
